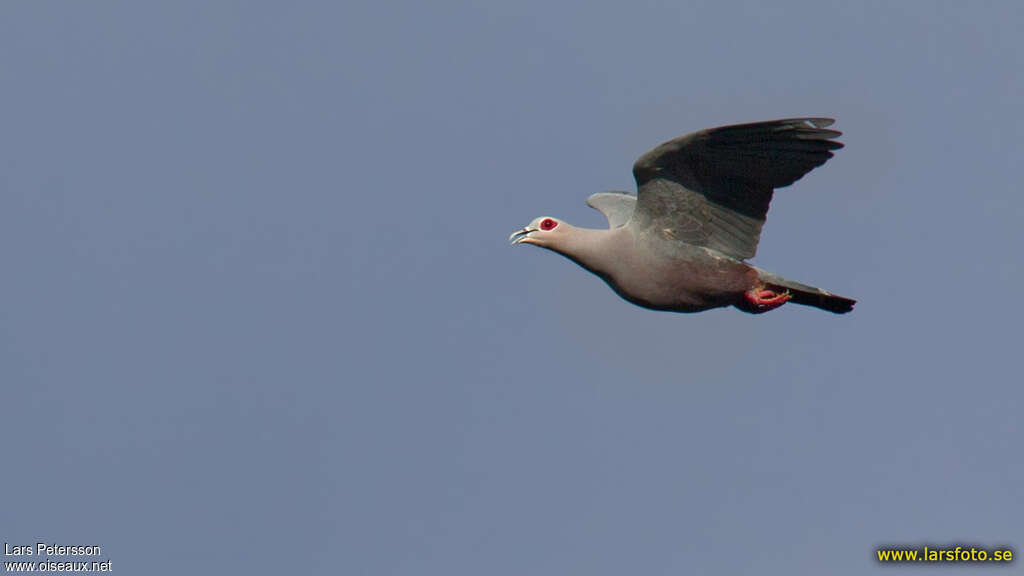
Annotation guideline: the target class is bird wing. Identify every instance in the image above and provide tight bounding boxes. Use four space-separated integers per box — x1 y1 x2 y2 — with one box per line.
586 192 636 228
629 118 843 260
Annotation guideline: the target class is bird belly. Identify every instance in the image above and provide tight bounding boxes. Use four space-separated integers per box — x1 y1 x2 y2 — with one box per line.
601 246 757 313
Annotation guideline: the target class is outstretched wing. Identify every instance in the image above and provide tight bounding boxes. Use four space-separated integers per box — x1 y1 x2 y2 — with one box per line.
586 192 636 228
629 118 843 260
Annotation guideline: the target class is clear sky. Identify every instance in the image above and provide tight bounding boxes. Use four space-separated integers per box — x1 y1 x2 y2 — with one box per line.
2 2 1021 575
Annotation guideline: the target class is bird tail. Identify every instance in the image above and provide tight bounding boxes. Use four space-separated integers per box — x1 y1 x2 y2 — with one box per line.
754 268 856 314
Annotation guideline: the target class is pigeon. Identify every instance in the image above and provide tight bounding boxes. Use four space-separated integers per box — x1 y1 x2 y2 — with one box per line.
509 118 855 314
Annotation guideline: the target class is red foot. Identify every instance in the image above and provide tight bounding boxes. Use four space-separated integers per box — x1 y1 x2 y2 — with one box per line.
742 287 791 313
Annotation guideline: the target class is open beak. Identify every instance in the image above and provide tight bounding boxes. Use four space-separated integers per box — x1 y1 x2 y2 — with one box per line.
508 227 538 245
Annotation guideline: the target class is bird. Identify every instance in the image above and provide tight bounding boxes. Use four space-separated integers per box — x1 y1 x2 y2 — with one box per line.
509 117 855 314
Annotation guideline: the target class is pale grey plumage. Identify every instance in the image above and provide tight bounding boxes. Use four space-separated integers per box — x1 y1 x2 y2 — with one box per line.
511 118 855 314
586 192 635 228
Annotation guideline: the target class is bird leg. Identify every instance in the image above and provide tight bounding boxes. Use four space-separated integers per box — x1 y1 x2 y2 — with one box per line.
742 287 791 312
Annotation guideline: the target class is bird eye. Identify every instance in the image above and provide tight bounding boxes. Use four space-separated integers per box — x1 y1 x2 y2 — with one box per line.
540 218 557 231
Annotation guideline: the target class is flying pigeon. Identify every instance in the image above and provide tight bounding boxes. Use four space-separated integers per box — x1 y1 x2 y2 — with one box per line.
509 118 855 314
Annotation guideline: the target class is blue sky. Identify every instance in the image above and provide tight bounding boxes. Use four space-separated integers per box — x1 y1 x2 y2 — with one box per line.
2 2 1021 575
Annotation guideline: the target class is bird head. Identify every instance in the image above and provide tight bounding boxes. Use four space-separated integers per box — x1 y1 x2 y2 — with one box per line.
508 217 566 249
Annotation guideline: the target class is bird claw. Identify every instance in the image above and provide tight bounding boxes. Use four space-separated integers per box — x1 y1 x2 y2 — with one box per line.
743 287 791 312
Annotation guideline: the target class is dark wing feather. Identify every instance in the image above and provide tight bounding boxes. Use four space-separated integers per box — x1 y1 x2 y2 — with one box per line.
629 118 843 260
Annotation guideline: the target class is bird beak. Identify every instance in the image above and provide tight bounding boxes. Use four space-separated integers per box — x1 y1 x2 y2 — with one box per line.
508 227 538 245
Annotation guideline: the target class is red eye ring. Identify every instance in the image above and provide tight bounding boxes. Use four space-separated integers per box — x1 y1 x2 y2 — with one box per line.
540 218 558 231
